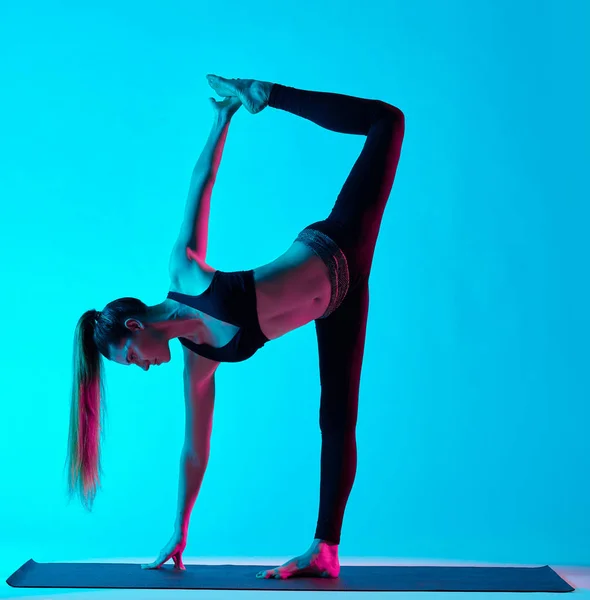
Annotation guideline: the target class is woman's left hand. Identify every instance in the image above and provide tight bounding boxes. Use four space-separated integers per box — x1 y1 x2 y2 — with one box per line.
210 96 242 122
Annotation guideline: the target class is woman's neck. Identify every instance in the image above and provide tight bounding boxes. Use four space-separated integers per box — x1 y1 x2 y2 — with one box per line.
147 299 203 343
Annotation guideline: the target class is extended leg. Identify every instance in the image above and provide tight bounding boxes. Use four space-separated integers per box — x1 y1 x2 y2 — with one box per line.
267 83 402 135
267 83 404 282
314 275 369 545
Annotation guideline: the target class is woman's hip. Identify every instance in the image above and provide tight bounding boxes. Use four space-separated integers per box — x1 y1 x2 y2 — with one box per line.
293 217 376 318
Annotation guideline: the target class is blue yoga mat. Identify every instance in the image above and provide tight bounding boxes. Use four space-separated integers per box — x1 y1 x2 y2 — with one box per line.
6 560 575 592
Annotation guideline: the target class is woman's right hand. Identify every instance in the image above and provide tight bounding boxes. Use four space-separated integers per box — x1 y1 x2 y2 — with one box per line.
141 529 187 570
210 95 242 122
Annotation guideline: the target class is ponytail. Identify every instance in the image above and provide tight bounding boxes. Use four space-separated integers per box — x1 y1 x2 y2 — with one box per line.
64 296 147 510
65 311 107 511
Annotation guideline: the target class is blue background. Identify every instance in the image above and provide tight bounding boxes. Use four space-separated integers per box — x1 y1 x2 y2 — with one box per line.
0 0 588 570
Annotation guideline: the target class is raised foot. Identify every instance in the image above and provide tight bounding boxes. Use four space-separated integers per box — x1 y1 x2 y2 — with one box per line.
256 540 340 580
206 74 271 114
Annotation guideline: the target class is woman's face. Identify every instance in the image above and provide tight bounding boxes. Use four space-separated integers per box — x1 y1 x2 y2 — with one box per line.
109 319 171 370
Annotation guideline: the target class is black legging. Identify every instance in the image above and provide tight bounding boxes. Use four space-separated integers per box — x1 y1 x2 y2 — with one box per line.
268 84 405 545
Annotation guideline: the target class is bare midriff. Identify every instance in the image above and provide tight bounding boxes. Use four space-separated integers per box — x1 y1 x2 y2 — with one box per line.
253 241 332 340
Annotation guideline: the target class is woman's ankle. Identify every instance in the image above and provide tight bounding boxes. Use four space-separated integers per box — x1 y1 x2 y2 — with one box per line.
250 80 273 111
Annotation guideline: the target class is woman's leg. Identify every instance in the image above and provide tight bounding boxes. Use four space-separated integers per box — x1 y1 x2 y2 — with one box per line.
265 85 405 545
268 83 405 284
313 274 369 545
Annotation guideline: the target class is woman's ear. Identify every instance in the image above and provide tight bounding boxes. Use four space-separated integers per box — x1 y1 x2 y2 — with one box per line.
124 319 145 332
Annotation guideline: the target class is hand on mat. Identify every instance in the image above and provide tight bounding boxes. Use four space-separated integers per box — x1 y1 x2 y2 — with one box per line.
210 96 242 122
141 530 187 570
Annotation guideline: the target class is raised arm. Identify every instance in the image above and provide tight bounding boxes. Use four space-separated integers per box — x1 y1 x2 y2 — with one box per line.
169 96 242 273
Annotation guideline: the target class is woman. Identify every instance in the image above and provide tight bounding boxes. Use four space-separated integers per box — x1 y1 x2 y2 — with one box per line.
66 74 405 579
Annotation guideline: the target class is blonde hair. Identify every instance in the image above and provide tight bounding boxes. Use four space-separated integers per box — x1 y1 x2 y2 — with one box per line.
65 311 107 511
65 297 147 510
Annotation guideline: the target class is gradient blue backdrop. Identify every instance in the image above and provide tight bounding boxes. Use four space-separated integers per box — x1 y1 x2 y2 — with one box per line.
0 0 588 569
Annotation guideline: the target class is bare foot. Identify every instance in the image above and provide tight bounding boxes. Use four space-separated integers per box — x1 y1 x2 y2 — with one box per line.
206 74 272 114
256 539 340 580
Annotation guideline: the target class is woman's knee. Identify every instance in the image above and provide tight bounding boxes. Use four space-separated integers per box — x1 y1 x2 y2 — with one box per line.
374 99 404 124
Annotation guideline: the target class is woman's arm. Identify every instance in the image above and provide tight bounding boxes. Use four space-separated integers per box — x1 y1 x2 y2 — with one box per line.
170 116 231 270
174 346 219 535
170 96 242 272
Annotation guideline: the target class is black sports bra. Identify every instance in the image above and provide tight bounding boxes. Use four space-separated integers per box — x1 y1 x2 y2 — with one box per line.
167 269 270 363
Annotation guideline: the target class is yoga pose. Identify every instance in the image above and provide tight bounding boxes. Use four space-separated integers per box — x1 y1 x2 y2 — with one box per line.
67 75 405 579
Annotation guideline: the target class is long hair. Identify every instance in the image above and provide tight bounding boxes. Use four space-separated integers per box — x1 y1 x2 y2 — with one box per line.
65 297 148 511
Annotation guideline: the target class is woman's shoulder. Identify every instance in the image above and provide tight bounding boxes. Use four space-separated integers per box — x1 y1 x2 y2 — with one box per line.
169 255 218 296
